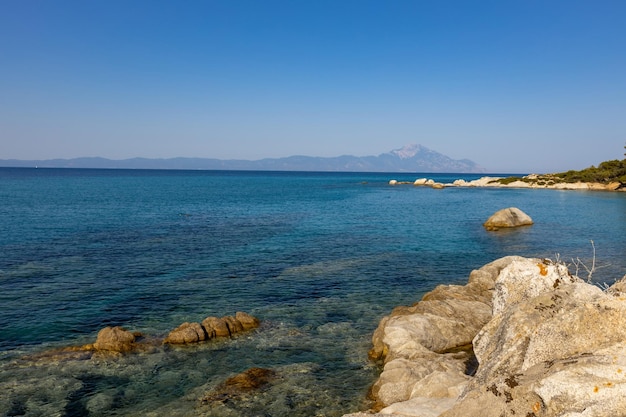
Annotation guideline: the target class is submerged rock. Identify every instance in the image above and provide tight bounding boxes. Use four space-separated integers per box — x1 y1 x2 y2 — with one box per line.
200 367 276 404
483 207 533 231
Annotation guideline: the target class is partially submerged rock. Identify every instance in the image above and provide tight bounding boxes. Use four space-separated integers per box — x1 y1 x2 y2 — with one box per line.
201 316 231 338
28 311 262 359
92 326 138 353
200 367 276 404
87 311 260 349
163 322 207 344
165 312 260 345
483 207 533 231
235 311 261 330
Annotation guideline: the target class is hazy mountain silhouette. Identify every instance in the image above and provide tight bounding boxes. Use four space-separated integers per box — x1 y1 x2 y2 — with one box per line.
0 144 486 173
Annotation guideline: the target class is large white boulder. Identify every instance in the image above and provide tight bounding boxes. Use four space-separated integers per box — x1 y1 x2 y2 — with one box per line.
366 256 523 411
348 257 626 417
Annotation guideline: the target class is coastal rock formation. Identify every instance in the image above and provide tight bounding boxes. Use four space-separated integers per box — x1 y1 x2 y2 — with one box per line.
345 257 626 417
163 322 208 344
201 316 231 337
165 312 260 345
200 367 276 404
391 175 624 191
483 207 533 231
456 176 624 191
92 326 138 353
183 362 347 416
366 256 524 411
25 312 261 360
49 312 261 354
235 311 262 330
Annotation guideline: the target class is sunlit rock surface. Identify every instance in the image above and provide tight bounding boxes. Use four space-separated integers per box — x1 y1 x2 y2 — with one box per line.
483 207 533 231
346 256 626 417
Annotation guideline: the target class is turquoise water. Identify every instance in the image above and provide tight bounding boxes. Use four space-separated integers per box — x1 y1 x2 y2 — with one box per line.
1 168 625 416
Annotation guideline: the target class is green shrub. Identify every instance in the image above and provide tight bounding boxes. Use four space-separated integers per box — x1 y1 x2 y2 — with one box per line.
496 176 532 185
553 159 626 184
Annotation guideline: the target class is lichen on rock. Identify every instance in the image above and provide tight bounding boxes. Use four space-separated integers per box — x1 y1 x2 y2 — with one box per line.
346 256 626 417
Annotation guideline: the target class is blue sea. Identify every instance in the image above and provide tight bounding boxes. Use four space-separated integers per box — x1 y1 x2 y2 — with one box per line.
1 168 625 417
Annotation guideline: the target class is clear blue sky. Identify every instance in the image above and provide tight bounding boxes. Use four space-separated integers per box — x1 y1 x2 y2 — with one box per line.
2 1 625 173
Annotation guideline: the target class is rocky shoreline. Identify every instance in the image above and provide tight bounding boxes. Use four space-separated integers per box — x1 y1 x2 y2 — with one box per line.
6 257 626 416
344 256 626 417
389 175 624 191
21 311 261 362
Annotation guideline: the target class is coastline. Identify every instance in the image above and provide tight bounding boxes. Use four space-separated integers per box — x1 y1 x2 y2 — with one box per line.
2 170 625 416
389 175 624 191
344 256 626 417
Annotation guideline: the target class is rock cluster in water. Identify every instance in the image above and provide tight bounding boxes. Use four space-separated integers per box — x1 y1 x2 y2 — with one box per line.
345 256 626 417
47 311 261 356
389 176 624 191
164 312 260 345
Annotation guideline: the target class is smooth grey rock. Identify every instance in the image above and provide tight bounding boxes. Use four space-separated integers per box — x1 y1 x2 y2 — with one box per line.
366 256 522 410
442 258 626 417
483 207 533 231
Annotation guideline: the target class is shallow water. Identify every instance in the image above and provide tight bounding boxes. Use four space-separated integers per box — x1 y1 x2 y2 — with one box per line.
1 168 625 416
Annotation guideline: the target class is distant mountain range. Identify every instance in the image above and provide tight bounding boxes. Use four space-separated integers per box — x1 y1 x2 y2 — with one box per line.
0 144 486 173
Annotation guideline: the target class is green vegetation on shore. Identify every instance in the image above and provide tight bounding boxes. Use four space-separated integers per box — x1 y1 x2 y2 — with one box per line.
552 159 626 184
495 148 626 186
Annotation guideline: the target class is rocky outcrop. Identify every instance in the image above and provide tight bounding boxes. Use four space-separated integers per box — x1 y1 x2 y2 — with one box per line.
164 312 260 345
345 257 626 417
389 178 445 188
92 326 138 352
163 322 208 344
483 207 533 231
390 176 625 191
366 256 524 411
79 312 260 349
438 263 626 417
31 312 261 357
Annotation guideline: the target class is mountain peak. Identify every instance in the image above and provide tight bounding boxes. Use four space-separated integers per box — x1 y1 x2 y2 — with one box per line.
390 144 427 159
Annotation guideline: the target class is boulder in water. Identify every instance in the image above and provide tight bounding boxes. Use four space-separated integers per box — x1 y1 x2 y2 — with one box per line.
93 326 137 352
201 316 232 338
483 207 533 231
163 322 207 344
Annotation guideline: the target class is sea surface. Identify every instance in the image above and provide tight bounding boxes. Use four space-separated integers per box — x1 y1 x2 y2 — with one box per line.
1 168 625 417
